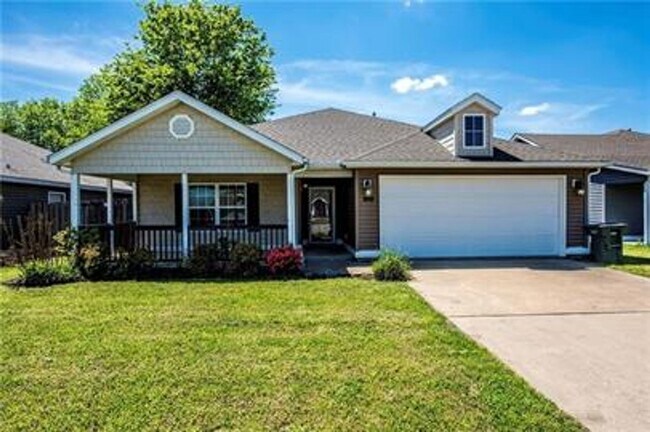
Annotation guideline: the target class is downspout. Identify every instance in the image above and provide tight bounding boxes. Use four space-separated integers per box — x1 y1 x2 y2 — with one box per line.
644 177 649 245
288 162 309 247
586 168 602 253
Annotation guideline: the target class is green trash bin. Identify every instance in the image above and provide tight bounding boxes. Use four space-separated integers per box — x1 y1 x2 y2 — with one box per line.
586 223 627 263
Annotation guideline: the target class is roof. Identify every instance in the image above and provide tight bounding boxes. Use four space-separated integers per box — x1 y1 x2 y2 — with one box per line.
253 107 606 168
49 91 305 166
514 130 650 172
252 108 418 166
422 92 502 133
1 133 131 191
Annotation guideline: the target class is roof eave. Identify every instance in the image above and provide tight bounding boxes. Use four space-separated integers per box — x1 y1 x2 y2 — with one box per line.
342 161 608 169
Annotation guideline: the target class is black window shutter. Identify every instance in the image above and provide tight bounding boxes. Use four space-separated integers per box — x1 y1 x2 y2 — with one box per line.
247 183 260 227
174 183 182 228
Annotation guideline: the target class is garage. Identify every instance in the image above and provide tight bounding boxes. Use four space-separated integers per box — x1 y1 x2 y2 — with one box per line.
379 175 566 258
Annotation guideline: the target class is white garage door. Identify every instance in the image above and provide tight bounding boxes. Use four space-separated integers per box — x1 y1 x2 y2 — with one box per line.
379 176 566 258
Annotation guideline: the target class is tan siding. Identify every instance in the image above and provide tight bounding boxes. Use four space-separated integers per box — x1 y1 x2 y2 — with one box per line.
73 105 292 175
138 174 287 226
428 117 455 154
355 168 590 251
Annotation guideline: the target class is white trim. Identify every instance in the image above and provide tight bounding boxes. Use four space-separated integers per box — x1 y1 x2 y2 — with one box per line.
343 161 607 169
355 249 380 260
70 173 80 229
566 246 589 255
168 114 195 139
47 191 66 204
0 174 131 192
49 91 305 165
511 134 540 147
106 178 115 256
296 169 353 178
132 180 138 223
181 173 190 258
422 92 501 133
461 113 487 149
607 164 650 176
287 173 296 245
378 174 567 258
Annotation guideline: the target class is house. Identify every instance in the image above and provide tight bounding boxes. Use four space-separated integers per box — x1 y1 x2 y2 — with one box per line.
49 91 611 261
512 130 650 243
1 133 132 247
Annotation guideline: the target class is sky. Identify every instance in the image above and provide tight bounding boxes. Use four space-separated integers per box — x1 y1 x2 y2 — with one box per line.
2 1 649 137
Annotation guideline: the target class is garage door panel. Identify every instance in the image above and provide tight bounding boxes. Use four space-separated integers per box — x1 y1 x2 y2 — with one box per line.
379 176 565 258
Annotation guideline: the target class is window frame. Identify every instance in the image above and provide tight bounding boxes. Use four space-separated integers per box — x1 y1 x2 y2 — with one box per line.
188 182 247 227
462 113 487 149
48 191 67 204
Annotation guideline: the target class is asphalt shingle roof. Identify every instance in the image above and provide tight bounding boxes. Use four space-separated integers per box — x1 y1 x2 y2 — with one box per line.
1 133 131 191
516 130 650 170
253 109 607 165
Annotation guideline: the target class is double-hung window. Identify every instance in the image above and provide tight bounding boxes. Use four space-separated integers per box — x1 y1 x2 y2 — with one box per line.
463 114 485 148
189 184 247 227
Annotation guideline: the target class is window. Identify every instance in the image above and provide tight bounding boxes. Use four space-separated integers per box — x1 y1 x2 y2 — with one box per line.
189 184 247 227
463 114 485 148
48 191 66 204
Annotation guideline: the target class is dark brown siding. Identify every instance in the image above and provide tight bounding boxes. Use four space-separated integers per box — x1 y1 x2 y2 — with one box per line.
354 168 591 251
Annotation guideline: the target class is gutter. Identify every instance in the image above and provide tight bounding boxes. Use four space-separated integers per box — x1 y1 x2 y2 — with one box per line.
342 161 609 169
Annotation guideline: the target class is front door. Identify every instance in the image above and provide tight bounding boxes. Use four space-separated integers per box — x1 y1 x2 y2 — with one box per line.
308 187 335 243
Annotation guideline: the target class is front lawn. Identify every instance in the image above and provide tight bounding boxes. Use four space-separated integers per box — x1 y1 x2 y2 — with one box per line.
1 278 582 431
610 243 650 278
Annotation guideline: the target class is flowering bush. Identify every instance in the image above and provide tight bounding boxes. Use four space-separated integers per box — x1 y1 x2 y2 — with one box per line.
265 246 303 277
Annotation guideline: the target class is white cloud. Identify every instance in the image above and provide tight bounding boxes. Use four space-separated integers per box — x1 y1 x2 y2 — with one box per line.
391 74 449 94
519 102 551 116
0 35 113 76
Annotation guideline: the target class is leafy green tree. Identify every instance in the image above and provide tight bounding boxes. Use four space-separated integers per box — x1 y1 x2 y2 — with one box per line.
100 0 277 124
0 0 277 150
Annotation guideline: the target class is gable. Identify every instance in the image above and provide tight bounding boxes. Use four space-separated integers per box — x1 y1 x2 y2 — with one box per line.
72 104 294 175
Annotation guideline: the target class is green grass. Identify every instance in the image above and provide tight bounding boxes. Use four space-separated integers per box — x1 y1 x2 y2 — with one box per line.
609 243 650 278
1 278 583 431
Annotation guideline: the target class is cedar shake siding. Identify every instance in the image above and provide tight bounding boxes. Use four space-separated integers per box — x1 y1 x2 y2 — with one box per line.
72 105 293 175
355 169 590 250
137 174 287 226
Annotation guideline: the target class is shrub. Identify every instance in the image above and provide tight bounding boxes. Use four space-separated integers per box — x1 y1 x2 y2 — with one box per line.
111 248 155 280
77 243 111 281
13 258 80 287
265 246 303 277
186 238 233 277
228 243 262 277
372 249 411 281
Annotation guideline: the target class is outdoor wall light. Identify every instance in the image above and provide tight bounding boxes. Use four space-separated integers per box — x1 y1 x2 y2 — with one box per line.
572 178 585 196
362 178 374 201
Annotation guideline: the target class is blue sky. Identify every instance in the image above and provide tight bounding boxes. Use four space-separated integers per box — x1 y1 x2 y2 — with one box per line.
2 1 649 136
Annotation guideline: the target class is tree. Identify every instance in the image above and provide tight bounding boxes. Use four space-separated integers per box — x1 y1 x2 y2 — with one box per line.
0 0 277 149
99 0 277 124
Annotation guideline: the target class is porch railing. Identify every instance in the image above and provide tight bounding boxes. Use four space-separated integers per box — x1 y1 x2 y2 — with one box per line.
86 224 288 262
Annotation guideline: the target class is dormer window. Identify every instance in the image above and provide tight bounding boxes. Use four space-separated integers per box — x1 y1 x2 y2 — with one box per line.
463 114 485 148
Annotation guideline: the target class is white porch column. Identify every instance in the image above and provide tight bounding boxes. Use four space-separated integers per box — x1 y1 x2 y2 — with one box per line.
106 178 115 255
643 177 650 244
131 180 138 223
287 172 296 246
70 172 81 229
181 173 190 257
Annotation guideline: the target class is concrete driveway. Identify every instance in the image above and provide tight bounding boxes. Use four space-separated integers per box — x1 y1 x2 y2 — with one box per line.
409 259 650 432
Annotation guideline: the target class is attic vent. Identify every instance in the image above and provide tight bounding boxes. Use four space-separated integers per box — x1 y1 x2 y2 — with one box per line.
169 114 194 139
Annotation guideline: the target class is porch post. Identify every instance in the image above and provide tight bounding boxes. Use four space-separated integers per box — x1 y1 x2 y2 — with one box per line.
181 173 190 257
131 179 138 223
643 176 650 244
287 172 296 246
106 178 115 255
70 172 81 229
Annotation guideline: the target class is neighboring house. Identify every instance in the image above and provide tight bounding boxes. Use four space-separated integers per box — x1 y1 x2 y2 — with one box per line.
49 91 610 261
513 131 650 242
1 133 132 246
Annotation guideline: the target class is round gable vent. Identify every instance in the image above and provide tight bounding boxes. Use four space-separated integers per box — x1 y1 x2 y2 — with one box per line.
169 114 195 139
